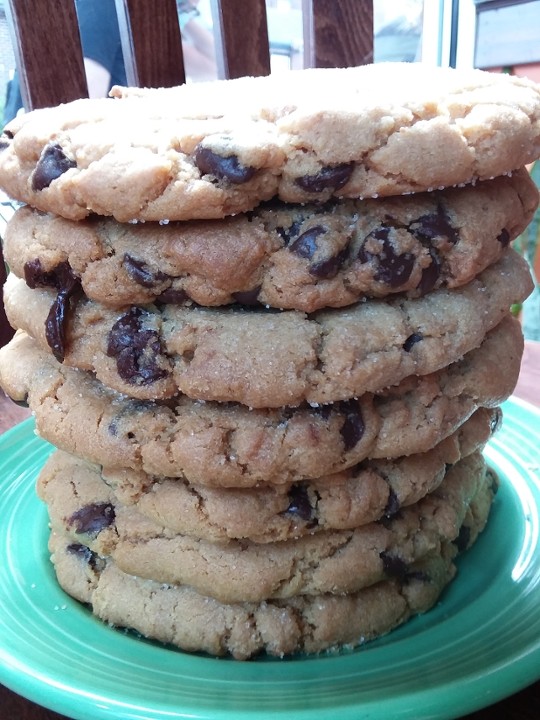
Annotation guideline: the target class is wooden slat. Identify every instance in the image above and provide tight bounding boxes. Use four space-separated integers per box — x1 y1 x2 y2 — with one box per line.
115 0 186 87
5 0 88 110
211 0 271 79
303 0 373 68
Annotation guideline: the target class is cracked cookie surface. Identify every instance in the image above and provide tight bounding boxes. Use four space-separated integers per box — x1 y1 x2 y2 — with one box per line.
37 409 495 544
0 318 521 485
42 452 495 603
4 169 536 313
49 530 461 659
1 64 540 221
4 250 532 407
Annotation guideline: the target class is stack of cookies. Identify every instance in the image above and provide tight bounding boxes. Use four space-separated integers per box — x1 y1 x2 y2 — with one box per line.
0 63 538 659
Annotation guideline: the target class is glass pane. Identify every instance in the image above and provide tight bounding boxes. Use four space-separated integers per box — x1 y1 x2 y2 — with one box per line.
374 0 424 63
180 0 218 82
265 0 303 72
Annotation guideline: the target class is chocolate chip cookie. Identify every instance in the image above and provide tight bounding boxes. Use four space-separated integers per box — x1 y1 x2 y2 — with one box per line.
1 64 540 222
0 317 523 487
4 250 532 407
0 318 518 485
37 409 494 544
4 169 536 312
42 451 495 602
49 530 460 659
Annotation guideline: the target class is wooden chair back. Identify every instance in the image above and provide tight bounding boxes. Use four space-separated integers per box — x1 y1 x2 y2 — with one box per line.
0 0 373 347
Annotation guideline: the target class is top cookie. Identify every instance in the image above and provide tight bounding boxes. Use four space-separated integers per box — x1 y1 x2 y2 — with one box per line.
1 63 540 221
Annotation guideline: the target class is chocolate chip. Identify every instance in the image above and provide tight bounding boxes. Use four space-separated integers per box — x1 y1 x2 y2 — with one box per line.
338 400 365 451
497 228 510 247
276 219 303 244
106 307 169 385
24 259 74 291
31 143 76 191
359 228 415 289
156 287 189 304
284 484 314 521
417 248 441 295
35 262 82 362
66 542 104 571
454 525 471 553
68 503 115 535
295 163 354 193
0 139 11 151
123 254 169 288
380 551 408 581
310 247 349 279
24 258 47 288
194 145 255 184
403 332 423 352
384 488 401 518
231 287 262 305
289 226 326 259
411 205 458 245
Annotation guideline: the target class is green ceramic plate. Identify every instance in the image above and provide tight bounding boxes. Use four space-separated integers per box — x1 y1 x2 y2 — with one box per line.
1 397 540 720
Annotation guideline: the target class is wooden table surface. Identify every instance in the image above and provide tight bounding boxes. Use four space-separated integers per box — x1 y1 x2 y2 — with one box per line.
1 341 539 720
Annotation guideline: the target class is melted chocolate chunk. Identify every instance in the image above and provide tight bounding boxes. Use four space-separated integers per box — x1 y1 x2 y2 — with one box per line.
30 262 82 363
106 307 169 385
24 259 74 291
156 287 189 304
403 332 423 352
194 145 256 184
31 143 76 191
497 228 510 247
24 258 48 288
411 205 459 245
289 226 326 259
295 163 354 193
359 228 415 288
68 503 115 535
284 484 314 521
417 248 441 295
454 524 471 553
310 246 349 279
66 542 104 571
123 254 169 288
231 287 262 305
380 551 408 581
338 400 365 451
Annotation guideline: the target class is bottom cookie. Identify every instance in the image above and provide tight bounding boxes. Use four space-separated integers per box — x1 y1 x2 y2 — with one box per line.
50 531 458 660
